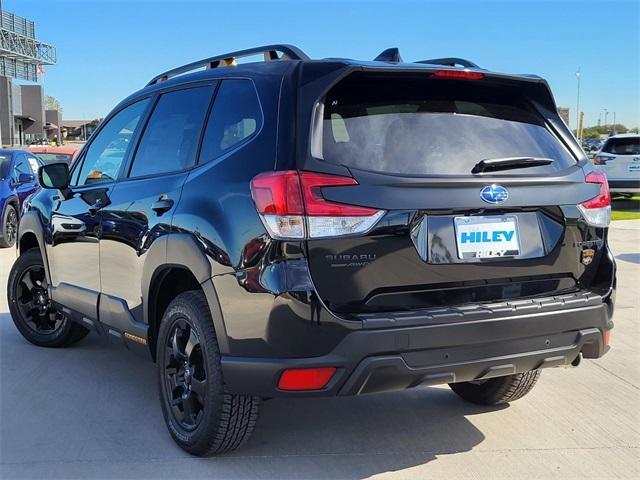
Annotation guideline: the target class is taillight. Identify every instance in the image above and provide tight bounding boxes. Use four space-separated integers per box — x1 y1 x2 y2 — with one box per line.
577 171 611 227
593 155 612 165
250 171 384 239
432 70 484 80
250 171 306 239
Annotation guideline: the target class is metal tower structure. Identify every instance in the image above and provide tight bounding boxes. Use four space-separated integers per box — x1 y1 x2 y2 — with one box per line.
0 0 56 82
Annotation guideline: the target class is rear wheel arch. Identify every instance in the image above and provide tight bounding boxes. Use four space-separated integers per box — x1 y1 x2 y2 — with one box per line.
147 265 201 360
146 266 229 361
4 195 19 213
144 234 230 360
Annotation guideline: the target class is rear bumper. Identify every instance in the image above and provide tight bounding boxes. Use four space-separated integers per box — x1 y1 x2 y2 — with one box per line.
609 179 640 192
221 292 613 397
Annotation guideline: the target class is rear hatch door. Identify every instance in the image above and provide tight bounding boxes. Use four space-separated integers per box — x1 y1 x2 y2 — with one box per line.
299 71 606 315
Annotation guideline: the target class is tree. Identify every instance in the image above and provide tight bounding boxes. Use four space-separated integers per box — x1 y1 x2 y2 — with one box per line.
44 95 62 113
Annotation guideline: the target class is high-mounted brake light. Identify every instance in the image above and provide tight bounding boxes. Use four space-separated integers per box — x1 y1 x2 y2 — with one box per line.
250 171 384 239
578 171 611 227
433 70 484 80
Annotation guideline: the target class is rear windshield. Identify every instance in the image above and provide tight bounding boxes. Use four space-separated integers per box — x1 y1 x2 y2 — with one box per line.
602 137 640 155
314 74 575 176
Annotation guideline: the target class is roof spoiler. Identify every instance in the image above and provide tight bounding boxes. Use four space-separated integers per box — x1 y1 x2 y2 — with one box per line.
372 48 482 69
416 57 482 69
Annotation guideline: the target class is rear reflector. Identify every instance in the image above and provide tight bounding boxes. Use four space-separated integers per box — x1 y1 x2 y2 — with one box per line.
250 171 384 239
433 70 484 80
578 171 611 227
277 367 337 391
604 329 612 347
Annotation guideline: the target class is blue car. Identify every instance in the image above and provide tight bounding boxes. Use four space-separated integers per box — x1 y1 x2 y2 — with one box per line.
0 149 42 247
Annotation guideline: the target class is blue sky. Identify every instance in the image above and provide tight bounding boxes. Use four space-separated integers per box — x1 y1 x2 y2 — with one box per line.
8 0 640 128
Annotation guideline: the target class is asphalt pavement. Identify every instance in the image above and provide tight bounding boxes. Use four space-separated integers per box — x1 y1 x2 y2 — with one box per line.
0 221 639 479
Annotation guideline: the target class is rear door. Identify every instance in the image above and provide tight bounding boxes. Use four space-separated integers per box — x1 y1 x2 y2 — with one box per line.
99 84 215 325
12 152 39 204
300 72 605 314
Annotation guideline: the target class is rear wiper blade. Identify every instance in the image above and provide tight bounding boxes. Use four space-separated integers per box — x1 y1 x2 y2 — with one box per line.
471 157 554 174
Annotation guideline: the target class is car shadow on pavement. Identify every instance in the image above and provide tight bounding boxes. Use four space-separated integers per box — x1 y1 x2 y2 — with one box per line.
0 311 499 479
235 389 497 479
616 253 640 264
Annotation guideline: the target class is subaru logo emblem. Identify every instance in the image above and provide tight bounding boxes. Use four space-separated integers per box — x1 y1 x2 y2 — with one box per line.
480 185 509 204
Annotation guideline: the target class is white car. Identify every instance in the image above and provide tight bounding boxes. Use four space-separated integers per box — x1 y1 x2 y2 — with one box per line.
593 133 640 196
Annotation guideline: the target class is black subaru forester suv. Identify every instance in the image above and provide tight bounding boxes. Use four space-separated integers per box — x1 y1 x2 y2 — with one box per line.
8 45 615 456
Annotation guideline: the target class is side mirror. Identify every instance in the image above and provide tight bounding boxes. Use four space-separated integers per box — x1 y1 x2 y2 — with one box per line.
18 173 35 184
38 162 70 190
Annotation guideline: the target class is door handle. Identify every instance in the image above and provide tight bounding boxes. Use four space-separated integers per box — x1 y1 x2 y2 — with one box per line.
151 197 174 215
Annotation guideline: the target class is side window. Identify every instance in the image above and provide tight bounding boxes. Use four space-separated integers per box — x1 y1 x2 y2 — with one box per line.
26 155 40 174
129 86 213 178
13 154 33 181
75 99 149 186
198 79 262 164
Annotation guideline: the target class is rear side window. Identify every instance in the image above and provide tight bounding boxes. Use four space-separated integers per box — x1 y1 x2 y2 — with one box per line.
198 79 262 164
314 74 576 176
130 86 213 178
13 154 34 181
26 154 40 173
602 137 640 155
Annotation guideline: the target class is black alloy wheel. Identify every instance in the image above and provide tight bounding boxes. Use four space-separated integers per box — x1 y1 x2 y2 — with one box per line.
0 204 18 247
163 318 208 431
156 290 259 456
7 248 90 347
15 263 64 334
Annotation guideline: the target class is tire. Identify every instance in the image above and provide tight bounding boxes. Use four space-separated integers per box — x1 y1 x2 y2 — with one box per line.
157 290 259 456
7 248 90 347
0 203 18 248
449 370 541 406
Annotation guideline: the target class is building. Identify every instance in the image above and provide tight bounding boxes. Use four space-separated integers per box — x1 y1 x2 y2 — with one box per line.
62 119 99 141
557 107 570 127
0 0 58 145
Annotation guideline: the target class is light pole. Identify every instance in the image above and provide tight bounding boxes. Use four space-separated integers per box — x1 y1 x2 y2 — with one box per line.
575 68 581 140
604 109 609 130
613 112 616 134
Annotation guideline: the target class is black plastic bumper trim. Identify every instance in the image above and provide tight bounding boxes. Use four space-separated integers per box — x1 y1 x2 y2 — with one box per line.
221 301 611 398
609 180 640 189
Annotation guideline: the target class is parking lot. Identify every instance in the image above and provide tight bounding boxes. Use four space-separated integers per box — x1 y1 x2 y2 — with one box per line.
0 221 638 479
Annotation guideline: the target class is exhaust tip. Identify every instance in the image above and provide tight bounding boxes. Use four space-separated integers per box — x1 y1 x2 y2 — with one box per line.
571 354 582 367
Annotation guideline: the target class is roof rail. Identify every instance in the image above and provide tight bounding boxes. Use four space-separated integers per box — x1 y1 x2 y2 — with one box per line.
415 57 481 69
146 44 310 86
